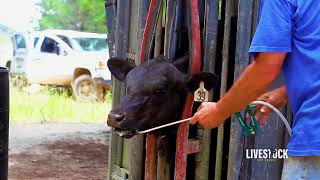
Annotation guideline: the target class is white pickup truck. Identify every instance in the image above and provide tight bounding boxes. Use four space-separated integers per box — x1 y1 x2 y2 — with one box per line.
12 30 111 102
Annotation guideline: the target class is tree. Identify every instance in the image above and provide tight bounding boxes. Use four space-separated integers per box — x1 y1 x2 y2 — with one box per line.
37 0 107 33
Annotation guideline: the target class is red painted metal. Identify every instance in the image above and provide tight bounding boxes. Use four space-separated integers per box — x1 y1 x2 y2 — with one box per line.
140 0 157 63
190 0 202 73
140 0 160 179
175 94 194 179
145 133 158 180
175 0 202 179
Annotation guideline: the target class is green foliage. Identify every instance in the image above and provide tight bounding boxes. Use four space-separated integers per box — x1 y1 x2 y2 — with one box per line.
37 0 107 33
10 88 111 124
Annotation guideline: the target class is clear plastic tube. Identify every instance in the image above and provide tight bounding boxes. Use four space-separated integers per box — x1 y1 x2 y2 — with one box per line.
251 101 292 136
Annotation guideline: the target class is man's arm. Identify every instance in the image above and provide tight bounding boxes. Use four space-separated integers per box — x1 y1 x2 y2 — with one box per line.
191 52 287 128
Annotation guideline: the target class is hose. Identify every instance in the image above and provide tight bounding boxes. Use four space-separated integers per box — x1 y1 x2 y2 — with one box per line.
251 101 292 136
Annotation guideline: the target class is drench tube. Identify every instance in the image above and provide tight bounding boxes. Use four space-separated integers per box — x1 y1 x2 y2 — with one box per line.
0 67 9 180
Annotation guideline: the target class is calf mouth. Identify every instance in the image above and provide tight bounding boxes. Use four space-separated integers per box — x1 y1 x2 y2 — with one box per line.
114 128 137 138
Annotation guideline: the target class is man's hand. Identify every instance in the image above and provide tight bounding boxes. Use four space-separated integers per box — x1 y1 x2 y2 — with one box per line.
254 85 288 125
190 102 227 128
190 52 286 129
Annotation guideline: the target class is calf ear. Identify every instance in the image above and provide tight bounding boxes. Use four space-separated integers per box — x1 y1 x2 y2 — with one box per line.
185 72 218 92
107 57 134 81
172 55 189 73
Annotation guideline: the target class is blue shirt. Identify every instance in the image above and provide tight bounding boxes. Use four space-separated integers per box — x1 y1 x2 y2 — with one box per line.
249 0 320 156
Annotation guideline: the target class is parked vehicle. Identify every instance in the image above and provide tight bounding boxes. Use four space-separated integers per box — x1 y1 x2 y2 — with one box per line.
10 32 39 74
12 30 111 102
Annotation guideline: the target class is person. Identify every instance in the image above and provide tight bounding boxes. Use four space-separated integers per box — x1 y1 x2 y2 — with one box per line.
190 0 320 179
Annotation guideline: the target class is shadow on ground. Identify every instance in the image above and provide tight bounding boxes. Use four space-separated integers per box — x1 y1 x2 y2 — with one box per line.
9 123 110 180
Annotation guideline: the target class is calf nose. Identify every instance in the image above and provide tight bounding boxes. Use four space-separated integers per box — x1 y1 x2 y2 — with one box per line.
107 112 123 129
109 112 124 121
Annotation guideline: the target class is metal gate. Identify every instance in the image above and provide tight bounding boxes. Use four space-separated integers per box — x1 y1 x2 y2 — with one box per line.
105 0 291 179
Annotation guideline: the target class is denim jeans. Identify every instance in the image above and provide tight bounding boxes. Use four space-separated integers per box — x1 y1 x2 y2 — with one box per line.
282 157 320 180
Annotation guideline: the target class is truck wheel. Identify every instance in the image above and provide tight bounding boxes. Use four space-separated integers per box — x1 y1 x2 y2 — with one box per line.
72 74 104 102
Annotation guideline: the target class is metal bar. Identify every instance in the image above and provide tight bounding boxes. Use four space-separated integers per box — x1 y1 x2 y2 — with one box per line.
164 0 175 59
194 0 219 179
227 0 253 179
144 3 163 180
156 1 181 179
145 134 158 180
140 0 162 62
154 3 163 57
175 0 202 179
0 67 9 180
157 136 170 180
214 0 234 179
187 140 202 154
174 95 193 180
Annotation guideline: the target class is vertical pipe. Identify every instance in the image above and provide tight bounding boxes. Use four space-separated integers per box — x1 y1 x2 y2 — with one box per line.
140 0 162 62
145 134 158 180
0 67 9 180
144 3 163 180
175 0 202 179
227 0 253 179
195 0 218 180
214 0 234 179
154 3 163 57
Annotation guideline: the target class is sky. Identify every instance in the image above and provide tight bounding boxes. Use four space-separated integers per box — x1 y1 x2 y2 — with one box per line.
0 0 40 31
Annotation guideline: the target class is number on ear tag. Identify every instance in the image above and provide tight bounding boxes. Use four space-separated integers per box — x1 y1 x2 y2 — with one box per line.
194 81 209 102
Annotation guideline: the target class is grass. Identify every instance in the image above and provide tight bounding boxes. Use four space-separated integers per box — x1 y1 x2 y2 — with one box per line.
9 87 112 125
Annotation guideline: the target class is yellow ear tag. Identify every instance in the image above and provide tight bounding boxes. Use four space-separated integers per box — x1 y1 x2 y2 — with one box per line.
194 81 209 102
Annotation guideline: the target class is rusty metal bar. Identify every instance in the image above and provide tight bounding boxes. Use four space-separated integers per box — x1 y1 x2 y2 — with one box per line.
145 134 158 180
187 140 202 154
157 136 170 180
0 67 9 180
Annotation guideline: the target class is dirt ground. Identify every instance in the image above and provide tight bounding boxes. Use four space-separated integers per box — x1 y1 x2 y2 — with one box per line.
9 123 110 180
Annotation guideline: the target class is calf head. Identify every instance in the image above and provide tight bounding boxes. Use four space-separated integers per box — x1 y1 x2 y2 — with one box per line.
107 56 217 138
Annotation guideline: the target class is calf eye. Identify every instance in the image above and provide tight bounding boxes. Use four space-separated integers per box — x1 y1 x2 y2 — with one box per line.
154 89 167 96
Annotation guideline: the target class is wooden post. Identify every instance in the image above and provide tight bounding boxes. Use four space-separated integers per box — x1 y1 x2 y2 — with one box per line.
107 0 131 179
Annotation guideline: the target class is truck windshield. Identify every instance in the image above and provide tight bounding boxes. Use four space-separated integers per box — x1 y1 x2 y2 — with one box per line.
72 38 108 52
